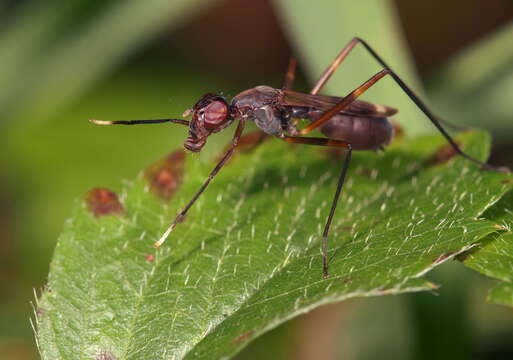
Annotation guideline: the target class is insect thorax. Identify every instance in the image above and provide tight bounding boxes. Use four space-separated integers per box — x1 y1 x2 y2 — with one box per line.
231 86 285 136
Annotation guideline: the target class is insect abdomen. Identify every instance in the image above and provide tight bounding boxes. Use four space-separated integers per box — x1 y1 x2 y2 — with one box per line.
308 110 394 150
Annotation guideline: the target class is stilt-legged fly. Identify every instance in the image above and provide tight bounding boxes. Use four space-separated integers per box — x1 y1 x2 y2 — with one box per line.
90 37 508 278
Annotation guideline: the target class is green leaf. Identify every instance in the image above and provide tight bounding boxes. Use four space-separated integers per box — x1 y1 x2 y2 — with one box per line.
460 190 513 306
488 282 513 307
0 0 220 125
36 131 512 359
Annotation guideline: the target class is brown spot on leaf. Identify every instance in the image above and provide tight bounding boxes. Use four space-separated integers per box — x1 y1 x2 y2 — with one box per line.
144 254 155 262
342 277 353 284
494 224 509 231
322 147 348 160
145 150 186 201
86 188 123 217
96 350 117 360
342 226 353 232
500 178 513 184
232 331 253 343
391 119 405 140
425 142 460 167
219 130 269 162
433 252 456 264
237 130 269 150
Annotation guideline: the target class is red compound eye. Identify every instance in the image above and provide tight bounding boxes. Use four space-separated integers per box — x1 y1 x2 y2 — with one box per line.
203 101 228 129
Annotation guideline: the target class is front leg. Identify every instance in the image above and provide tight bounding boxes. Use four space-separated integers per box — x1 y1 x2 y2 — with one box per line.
154 119 246 247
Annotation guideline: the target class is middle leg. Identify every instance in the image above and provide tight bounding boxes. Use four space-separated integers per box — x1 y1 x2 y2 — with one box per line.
282 135 353 278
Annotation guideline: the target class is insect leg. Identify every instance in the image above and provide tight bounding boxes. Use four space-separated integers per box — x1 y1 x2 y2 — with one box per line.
300 69 390 135
282 135 352 278
154 119 246 247
311 38 360 95
282 56 297 90
307 61 508 172
349 37 507 172
220 130 269 157
310 37 470 131
89 118 190 126
238 131 269 153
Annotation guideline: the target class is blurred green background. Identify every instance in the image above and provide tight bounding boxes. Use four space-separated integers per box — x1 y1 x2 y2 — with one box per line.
1 0 513 359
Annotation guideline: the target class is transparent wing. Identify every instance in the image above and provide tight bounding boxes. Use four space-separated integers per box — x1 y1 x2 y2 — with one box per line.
282 90 397 118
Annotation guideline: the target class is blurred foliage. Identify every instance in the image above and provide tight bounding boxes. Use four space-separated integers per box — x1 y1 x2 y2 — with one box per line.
427 20 513 141
0 0 221 126
273 0 431 135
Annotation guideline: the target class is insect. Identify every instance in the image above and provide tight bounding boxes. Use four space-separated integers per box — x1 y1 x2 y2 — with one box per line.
90 37 507 278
